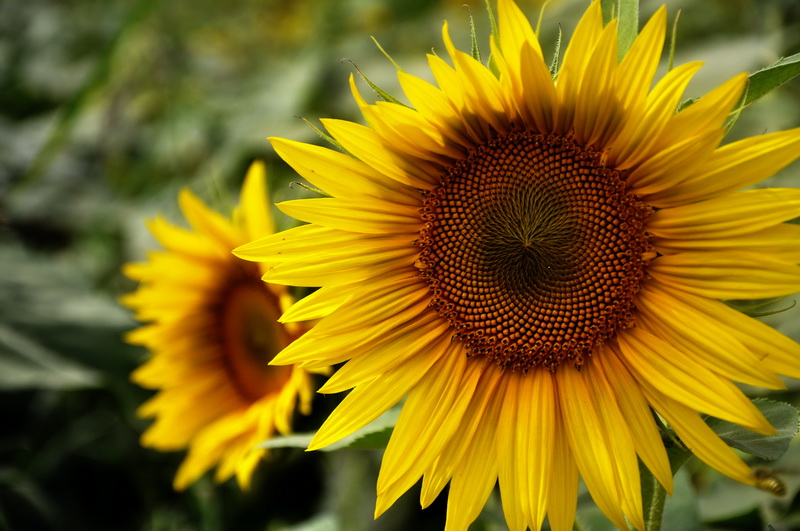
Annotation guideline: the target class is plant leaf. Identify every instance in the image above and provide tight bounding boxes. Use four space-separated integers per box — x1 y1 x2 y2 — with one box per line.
706 399 799 461
745 53 800 108
259 404 400 451
0 324 101 390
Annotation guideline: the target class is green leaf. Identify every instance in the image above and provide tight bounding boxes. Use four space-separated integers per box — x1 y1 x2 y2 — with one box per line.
258 433 314 450
337 426 393 450
706 399 799 461
0 324 101 390
661 468 703 531
745 53 800 108
259 404 401 452
17 0 158 192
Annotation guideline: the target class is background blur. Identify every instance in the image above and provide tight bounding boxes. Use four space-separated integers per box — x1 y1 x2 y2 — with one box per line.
1 0 799 530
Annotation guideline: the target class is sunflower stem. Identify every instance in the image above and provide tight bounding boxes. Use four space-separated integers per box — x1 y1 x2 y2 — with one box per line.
646 474 667 531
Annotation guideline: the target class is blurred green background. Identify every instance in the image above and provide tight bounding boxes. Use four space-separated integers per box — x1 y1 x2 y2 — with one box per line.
1 0 799 529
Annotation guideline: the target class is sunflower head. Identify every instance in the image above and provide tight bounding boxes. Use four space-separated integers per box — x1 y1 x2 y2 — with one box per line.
236 1 800 529
122 162 317 490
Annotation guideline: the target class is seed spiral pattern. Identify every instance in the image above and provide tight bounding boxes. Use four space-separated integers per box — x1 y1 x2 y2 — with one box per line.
415 132 653 371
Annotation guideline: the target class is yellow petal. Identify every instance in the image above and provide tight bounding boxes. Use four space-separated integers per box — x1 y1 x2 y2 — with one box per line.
557 0 604 130
556 364 632 531
420 360 504 508
178 188 241 250
648 251 800 300
236 160 274 241
546 405 578 531
639 381 755 485
636 284 785 389
375 348 475 517
319 317 449 393
442 365 504 531
397 70 473 149
322 118 437 189
277 197 421 235
655 127 800 207
616 6 666 111
648 189 800 239
574 21 621 147
654 222 800 263
660 285 800 379
611 62 703 169
270 137 420 205
617 328 774 434
308 333 449 450
496 375 526 531
597 346 673 494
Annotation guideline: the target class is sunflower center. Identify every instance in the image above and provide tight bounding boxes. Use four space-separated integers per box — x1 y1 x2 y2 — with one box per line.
415 132 653 372
220 273 293 402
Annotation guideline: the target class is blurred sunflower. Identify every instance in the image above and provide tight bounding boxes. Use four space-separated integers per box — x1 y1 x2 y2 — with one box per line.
235 0 800 529
123 162 318 490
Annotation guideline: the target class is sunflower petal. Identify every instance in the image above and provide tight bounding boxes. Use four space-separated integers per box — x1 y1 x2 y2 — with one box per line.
649 251 800 299
309 334 450 450
648 189 800 239
617 328 774 434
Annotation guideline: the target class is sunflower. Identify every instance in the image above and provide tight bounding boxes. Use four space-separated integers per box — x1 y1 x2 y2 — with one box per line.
123 162 317 490
235 1 800 529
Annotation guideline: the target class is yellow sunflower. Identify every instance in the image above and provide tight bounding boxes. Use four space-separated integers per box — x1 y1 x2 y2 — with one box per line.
123 162 317 490
235 1 800 529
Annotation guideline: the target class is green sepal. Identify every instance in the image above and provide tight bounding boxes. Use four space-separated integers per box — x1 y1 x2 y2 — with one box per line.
677 97 697 112
466 4 482 63
600 0 640 61
484 0 500 77
616 0 640 61
290 181 332 198
343 59 409 107
370 36 403 72
550 25 562 79
535 0 553 36
298 116 352 156
484 0 499 47
667 9 681 71
600 0 616 25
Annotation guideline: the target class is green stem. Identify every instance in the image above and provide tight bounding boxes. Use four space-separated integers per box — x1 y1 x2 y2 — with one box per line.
646 474 667 531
